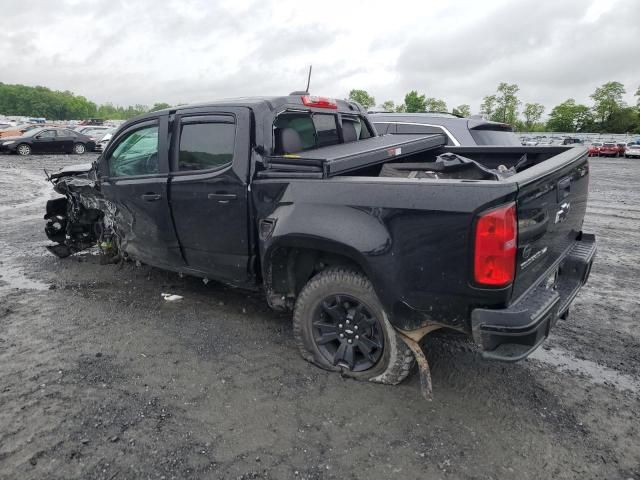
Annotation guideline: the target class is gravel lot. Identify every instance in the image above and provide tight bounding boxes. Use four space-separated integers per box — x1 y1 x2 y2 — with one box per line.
0 152 639 480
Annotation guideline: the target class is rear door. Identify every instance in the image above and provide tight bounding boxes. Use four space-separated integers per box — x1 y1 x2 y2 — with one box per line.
56 129 76 153
168 107 252 284
512 149 590 299
98 116 185 269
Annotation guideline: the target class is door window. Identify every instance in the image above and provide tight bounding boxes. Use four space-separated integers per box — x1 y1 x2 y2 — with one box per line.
38 130 57 138
108 125 159 177
178 122 235 171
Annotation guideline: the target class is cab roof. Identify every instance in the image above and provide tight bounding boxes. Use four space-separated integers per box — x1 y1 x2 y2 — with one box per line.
135 95 365 120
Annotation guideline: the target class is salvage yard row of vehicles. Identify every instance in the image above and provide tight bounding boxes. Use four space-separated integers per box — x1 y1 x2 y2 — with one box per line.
0 119 118 154
43 94 596 396
589 141 640 158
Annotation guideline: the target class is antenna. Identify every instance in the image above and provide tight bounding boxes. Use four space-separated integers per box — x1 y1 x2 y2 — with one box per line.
305 65 312 93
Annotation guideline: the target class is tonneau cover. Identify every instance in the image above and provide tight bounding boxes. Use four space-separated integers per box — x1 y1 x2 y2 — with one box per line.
261 134 446 178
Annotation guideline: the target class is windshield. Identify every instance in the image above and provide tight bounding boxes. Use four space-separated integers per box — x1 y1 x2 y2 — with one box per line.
469 128 521 146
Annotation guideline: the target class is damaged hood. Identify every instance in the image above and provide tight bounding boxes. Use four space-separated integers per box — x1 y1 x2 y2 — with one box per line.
48 163 94 180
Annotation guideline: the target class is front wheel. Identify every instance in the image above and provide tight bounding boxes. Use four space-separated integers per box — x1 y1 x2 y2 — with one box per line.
293 268 415 384
16 143 31 156
73 143 86 155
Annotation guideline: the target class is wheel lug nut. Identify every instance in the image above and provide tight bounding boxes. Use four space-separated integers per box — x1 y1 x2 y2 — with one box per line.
339 333 344 338
346 320 350 325
355 335 359 340
338 324 343 328
354 325 358 330
347 339 352 344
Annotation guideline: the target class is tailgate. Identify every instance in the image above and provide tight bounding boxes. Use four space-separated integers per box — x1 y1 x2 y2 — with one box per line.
512 147 590 300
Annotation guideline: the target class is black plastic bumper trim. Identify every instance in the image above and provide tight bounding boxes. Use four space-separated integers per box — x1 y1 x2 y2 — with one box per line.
471 233 596 362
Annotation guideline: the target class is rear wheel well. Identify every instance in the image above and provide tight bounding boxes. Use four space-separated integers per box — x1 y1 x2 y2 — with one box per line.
264 246 364 311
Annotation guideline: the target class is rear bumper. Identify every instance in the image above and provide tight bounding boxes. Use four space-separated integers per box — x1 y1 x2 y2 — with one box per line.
471 233 596 361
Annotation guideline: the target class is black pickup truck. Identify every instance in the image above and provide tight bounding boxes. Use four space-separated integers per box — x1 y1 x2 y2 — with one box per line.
44 94 596 395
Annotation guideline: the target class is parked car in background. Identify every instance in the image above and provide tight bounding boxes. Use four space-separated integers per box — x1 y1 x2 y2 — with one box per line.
0 127 95 155
75 125 111 135
368 112 521 146
588 142 602 157
599 142 620 157
94 128 116 152
624 144 640 158
562 137 583 145
79 127 114 151
616 143 627 156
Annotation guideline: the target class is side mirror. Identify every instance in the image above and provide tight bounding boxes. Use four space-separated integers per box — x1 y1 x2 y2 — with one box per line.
35 135 42 139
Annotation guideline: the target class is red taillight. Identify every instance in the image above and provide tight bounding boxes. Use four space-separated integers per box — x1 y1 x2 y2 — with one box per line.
301 95 337 109
474 202 517 287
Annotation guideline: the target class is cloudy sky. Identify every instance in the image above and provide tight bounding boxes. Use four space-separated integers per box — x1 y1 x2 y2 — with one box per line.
2 0 639 114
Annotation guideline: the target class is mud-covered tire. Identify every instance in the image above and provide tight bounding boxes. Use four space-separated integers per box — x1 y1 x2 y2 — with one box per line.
16 143 31 156
293 267 415 384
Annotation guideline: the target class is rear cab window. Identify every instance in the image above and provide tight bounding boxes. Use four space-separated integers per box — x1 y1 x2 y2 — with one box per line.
273 111 373 155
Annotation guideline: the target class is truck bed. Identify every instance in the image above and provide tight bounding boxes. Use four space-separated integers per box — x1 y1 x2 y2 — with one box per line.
259 134 447 178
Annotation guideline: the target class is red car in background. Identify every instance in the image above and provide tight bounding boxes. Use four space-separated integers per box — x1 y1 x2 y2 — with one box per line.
599 142 620 157
588 142 602 156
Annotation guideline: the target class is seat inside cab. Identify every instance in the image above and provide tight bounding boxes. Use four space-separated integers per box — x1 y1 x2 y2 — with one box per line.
273 112 372 155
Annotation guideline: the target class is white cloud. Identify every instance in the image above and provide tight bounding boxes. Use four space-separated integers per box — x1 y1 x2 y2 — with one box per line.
0 0 638 113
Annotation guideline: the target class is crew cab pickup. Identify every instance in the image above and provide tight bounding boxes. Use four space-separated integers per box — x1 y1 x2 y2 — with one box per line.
44 95 596 394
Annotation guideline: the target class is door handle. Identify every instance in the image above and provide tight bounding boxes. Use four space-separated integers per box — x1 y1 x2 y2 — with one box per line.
208 193 237 204
141 193 162 201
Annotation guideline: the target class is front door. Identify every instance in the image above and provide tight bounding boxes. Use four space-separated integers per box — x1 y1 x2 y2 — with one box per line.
168 108 251 284
98 116 184 269
32 129 59 153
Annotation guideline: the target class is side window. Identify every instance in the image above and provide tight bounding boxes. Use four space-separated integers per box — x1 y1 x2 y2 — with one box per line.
64 129 77 137
395 124 453 145
373 123 390 134
396 124 444 135
178 122 235 171
38 130 57 138
108 125 159 177
342 116 373 141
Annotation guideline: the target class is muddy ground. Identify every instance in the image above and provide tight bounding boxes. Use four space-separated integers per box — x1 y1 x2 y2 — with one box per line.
0 152 638 480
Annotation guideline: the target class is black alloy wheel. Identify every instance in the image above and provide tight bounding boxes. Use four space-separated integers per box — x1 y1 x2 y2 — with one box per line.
311 294 384 372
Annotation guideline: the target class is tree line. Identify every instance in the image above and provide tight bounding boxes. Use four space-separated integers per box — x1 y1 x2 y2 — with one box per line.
0 83 172 121
349 81 640 134
2 81 638 133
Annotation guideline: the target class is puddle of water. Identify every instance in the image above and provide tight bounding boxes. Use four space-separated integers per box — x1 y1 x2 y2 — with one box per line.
0 169 55 215
530 346 640 393
0 263 50 292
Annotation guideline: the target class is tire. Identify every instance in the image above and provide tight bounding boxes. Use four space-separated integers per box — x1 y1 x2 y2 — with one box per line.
73 143 86 155
293 267 415 385
16 143 31 156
